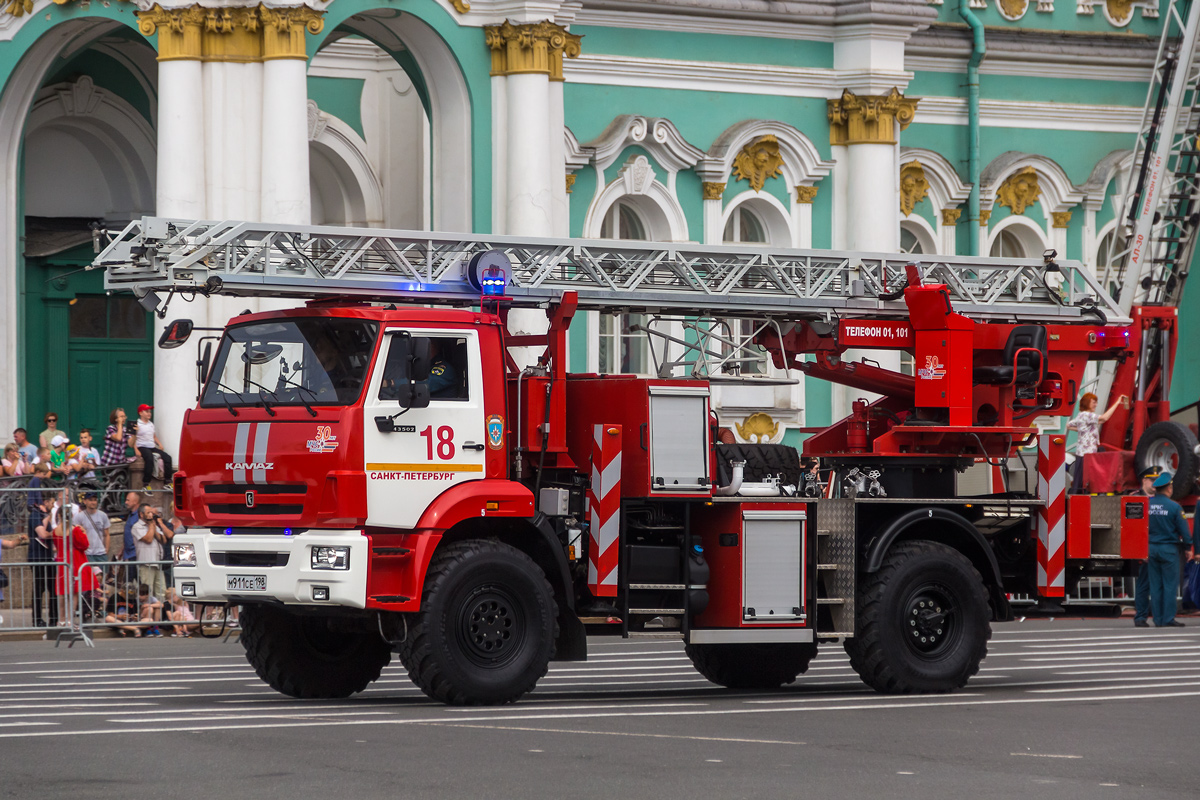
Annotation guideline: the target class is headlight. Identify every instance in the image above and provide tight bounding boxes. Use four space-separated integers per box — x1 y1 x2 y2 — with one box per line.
173 543 196 567
311 546 350 570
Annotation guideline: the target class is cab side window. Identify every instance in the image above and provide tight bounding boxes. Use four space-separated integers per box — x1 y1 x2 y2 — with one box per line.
378 334 469 402
425 337 469 401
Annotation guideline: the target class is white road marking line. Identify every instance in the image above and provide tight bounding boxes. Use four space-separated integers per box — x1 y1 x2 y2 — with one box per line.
745 692 982 705
380 722 808 746
1030 681 1200 694
444 702 708 714
1010 752 1083 759
1022 636 1200 648
1019 649 1200 662
7 689 1200 738
0 722 58 728
0 676 253 690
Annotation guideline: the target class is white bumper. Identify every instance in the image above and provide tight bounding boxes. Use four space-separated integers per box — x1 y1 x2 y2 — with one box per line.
173 529 369 609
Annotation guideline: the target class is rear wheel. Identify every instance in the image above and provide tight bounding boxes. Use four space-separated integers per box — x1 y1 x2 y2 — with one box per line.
845 540 990 694
239 604 392 698
686 642 818 689
398 539 557 705
1135 421 1198 495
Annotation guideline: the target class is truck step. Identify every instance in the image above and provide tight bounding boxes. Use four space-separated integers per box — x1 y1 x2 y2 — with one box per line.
627 631 684 639
370 595 411 604
628 608 686 615
816 632 854 640
816 563 839 570
578 616 622 625
629 583 686 590
816 598 846 605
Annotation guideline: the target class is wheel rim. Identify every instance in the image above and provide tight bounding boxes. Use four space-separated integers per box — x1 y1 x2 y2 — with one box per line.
902 583 958 658
1145 438 1180 473
456 585 524 668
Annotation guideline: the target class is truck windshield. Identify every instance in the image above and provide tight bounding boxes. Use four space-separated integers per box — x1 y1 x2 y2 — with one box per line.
201 318 379 407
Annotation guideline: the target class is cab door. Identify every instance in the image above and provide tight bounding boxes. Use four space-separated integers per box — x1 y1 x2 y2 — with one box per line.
363 328 487 529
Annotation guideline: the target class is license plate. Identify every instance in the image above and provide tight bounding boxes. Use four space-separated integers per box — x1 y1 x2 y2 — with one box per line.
227 574 266 592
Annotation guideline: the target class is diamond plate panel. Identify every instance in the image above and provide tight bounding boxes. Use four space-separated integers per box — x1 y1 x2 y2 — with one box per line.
1089 494 1123 557
815 497 856 634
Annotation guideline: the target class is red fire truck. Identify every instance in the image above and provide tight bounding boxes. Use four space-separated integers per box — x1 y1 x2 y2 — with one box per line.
96 220 1154 705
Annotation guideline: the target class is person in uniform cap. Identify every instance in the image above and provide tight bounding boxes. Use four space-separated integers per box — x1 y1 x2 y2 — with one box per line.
1145 472 1195 627
427 340 458 399
1133 467 1162 627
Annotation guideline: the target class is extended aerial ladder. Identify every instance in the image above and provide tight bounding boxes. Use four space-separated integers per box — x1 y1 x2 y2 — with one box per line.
1096 0 1200 477
97 217 1125 324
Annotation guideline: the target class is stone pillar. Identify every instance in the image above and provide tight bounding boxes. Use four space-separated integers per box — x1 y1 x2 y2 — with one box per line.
261 5 323 225
485 21 580 358
827 88 919 417
138 5 210 454
701 182 725 245
486 21 581 237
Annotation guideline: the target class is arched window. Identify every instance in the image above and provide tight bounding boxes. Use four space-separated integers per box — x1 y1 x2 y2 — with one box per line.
900 227 923 254
599 201 651 374
723 205 767 244
990 228 1026 258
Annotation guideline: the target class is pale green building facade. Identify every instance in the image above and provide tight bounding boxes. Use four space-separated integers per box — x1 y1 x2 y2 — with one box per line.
0 0 1186 452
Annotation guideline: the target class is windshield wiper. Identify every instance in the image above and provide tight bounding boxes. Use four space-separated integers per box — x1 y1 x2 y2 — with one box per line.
240 377 280 417
275 374 320 417
209 382 244 417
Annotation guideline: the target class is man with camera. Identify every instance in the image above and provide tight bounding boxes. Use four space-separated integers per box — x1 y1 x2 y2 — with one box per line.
131 503 171 601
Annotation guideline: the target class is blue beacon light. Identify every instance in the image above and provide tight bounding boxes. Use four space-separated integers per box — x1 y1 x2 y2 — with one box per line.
481 265 507 297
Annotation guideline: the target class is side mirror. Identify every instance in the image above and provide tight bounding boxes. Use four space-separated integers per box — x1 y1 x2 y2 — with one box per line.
158 318 193 349
243 344 283 365
410 338 431 382
197 341 213 401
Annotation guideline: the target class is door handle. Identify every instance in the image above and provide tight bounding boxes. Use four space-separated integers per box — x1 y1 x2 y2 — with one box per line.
463 442 485 451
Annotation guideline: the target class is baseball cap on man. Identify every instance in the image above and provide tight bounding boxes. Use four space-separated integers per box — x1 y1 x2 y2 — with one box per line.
137 404 153 413
50 434 67 447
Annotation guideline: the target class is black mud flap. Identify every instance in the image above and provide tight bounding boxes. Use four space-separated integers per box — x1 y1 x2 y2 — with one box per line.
552 611 588 661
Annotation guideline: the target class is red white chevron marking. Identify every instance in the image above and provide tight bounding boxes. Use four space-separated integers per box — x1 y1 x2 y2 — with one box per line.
587 424 622 597
1037 434 1067 597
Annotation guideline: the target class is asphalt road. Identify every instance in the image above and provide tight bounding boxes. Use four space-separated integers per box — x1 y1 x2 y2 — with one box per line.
0 618 1196 799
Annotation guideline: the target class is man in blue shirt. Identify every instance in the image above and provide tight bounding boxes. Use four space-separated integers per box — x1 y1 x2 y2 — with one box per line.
1146 472 1194 627
119 491 140 586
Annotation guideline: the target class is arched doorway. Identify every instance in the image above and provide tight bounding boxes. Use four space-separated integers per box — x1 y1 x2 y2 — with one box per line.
309 7 474 232
0 17 158 436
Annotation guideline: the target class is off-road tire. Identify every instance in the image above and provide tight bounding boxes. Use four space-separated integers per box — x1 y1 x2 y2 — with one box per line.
845 540 990 694
239 604 392 699
715 443 803 487
1135 420 1199 496
397 539 557 705
685 642 818 689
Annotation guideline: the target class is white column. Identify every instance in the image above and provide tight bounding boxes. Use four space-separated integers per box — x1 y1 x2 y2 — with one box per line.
845 143 899 252
506 72 554 237
548 78 568 237
153 57 209 456
261 58 311 225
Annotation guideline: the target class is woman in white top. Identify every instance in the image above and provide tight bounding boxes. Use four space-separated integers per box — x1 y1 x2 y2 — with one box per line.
1066 391 1127 493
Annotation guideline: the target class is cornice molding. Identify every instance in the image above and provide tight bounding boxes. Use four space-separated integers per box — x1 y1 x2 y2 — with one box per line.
583 114 704 174
916 95 1142 134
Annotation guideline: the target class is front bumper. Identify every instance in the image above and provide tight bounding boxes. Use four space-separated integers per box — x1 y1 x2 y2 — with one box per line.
173 529 369 608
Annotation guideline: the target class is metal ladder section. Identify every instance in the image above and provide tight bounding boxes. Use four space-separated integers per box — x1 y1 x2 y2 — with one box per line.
1110 0 1200 312
93 217 1128 324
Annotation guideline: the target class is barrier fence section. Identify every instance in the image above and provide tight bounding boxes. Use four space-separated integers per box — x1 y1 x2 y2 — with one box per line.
0 480 236 643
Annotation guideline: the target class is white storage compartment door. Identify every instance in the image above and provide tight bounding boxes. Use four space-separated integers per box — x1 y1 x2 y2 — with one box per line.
742 510 805 621
648 386 709 491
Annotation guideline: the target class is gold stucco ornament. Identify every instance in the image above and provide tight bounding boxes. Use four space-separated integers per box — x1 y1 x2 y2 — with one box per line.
735 412 780 443
900 161 930 217
1106 0 1135 24
996 166 1042 216
732 135 784 192
997 0 1029 20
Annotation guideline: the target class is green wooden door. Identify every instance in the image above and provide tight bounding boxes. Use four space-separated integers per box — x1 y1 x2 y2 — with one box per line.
65 295 154 436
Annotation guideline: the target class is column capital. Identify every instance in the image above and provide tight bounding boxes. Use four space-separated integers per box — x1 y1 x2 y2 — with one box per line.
827 87 918 146
941 208 962 226
702 182 726 201
1051 210 1073 229
138 4 325 63
260 5 324 60
795 185 819 204
485 20 581 81
138 4 207 61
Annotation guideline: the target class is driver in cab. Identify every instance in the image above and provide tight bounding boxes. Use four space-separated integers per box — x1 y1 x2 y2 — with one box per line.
427 339 457 399
308 336 348 402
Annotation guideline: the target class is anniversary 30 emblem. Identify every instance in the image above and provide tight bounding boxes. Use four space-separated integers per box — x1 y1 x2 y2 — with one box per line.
307 425 339 453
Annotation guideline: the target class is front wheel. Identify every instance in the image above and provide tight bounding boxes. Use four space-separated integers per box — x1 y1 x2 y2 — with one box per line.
686 641 817 689
845 540 990 694
239 605 392 698
398 539 557 705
